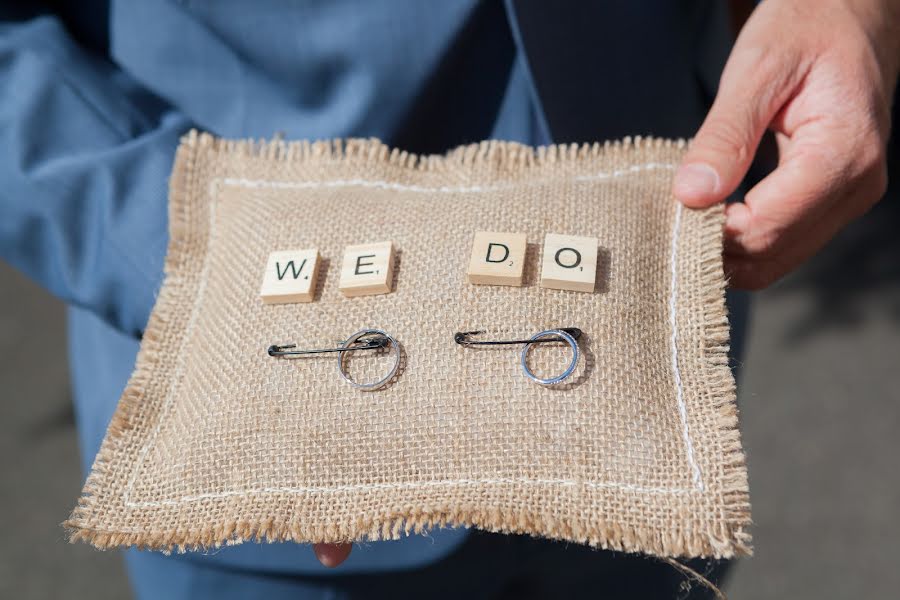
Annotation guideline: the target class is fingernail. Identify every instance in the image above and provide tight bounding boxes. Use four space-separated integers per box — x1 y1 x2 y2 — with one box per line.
674 163 720 200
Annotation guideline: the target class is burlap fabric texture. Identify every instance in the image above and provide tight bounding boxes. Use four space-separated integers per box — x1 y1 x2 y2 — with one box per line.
66 131 751 559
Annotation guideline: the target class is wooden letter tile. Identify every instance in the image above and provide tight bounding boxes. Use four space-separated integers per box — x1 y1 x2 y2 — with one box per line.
540 233 598 293
339 241 395 297
466 231 527 287
260 248 321 304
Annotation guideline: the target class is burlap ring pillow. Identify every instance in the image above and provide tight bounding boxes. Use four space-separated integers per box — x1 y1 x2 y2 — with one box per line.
67 131 751 559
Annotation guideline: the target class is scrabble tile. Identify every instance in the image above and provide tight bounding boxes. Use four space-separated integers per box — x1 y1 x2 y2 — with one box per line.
260 248 321 304
466 231 527 287
540 233 599 293
339 241 395 297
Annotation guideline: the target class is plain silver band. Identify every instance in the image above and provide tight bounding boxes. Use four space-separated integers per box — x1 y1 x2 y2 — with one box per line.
337 328 400 390
520 329 579 385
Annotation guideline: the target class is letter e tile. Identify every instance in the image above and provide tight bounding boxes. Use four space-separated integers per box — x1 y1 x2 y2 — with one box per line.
339 241 395 297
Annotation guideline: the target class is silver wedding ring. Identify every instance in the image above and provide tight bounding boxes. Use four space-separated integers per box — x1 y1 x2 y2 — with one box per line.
520 329 580 385
337 328 400 390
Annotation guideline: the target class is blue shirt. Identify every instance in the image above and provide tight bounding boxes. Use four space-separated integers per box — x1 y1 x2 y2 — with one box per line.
0 0 731 576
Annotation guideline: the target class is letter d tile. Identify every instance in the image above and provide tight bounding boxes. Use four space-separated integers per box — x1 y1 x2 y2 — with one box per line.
466 231 527 287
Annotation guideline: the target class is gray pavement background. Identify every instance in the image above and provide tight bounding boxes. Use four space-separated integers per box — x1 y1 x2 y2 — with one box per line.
1 195 898 599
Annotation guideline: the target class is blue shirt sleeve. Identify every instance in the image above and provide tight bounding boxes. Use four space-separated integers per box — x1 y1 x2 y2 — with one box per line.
0 14 192 337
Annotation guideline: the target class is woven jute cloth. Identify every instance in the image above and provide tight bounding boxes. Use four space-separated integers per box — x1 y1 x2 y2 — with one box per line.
67 131 751 558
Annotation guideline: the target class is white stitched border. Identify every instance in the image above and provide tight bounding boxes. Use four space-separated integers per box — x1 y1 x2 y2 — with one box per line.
669 203 704 490
123 162 702 508
219 162 676 195
123 199 220 502
124 477 693 510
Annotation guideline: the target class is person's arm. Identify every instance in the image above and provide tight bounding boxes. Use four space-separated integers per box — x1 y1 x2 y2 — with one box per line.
0 13 192 337
0 13 357 568
674 0 900 289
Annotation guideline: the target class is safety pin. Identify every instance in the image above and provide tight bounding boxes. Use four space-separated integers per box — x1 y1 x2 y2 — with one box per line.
267 334 389 357
454 327 582 385
267 329 400 391
453 327 582 347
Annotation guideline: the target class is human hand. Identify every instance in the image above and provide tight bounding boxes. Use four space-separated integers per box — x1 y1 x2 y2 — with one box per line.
673 0 900 289
313 542 353 567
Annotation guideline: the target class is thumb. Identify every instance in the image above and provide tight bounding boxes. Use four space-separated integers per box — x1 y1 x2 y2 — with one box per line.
674 48 798 207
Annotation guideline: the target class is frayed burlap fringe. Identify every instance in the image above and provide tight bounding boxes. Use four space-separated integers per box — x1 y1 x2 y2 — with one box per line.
169 130 690 168
66 131 751 558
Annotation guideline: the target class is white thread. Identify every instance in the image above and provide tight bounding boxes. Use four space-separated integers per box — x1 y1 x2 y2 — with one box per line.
124 477 693 509
218 162 676 196
123 199 219 502
123 161 702 508
669 203 704 490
